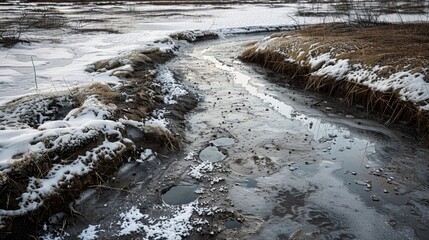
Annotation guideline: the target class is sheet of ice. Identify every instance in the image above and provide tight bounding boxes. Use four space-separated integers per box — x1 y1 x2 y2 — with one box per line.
2 2 426 105
0 3 328 105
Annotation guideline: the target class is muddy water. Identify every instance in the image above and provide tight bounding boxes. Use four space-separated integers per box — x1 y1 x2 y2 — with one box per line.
169 35 429 239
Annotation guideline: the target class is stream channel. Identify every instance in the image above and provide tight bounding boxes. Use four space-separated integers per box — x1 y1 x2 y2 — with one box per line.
171 34 429 239
65 34 429 240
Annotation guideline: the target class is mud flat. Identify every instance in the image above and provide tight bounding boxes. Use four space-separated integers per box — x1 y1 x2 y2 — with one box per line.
240 23 429 142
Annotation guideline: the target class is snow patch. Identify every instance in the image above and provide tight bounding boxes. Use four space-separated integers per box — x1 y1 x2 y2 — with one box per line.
78 225 103 240
153 66 188 105
117 203 200 240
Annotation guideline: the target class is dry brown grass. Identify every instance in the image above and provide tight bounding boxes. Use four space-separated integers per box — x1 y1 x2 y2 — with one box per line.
297 23 429 70
240 23 429 142
87 83 121 101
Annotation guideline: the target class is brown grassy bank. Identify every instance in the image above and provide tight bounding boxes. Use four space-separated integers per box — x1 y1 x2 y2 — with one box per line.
240 23 429 141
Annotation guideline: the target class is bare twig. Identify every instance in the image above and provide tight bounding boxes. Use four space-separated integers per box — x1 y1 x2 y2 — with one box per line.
88 184 135 194
31 56 38 91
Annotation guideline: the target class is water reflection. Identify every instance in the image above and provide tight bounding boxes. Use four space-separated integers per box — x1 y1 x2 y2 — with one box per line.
202 48 409 205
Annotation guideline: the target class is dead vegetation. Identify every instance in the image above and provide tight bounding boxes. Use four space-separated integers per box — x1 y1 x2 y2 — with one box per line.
298 23 429 69
240 23 429 141
0 7 67 47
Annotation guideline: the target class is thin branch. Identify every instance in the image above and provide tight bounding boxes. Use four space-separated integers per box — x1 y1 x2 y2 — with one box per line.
88 184 135 194
31 56 38 91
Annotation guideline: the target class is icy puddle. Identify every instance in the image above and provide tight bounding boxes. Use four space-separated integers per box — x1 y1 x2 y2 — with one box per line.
224 220 242 229
162 185 200 205
242 178 258 188
199 146 226 162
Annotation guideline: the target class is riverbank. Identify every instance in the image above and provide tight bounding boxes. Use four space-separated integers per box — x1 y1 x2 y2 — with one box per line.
240 23 429 142
0 46 198 238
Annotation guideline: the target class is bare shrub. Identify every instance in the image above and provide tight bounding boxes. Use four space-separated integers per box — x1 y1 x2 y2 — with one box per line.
0 7 65 47
0 11 30 47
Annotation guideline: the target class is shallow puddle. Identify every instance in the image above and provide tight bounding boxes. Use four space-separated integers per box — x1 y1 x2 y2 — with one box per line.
224 220 242 229
199 146 226 162
242 178 257 188
161 185 199 205
210 137 235 147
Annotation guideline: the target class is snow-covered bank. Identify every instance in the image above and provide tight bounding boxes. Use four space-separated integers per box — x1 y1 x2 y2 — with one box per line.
0 46 197 237
240 23 429 139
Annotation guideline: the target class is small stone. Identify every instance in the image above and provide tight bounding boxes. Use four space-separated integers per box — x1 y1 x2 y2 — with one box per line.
383 189 389 193
371 195 380 201
289 167 297 171
351 171 357 175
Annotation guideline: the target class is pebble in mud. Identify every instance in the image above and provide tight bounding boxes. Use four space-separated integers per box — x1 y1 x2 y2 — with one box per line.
371 195 380 201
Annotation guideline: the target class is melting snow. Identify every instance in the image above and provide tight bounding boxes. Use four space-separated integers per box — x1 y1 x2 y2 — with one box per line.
118 203 198 240
78 225 103 240
154 66 188 105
